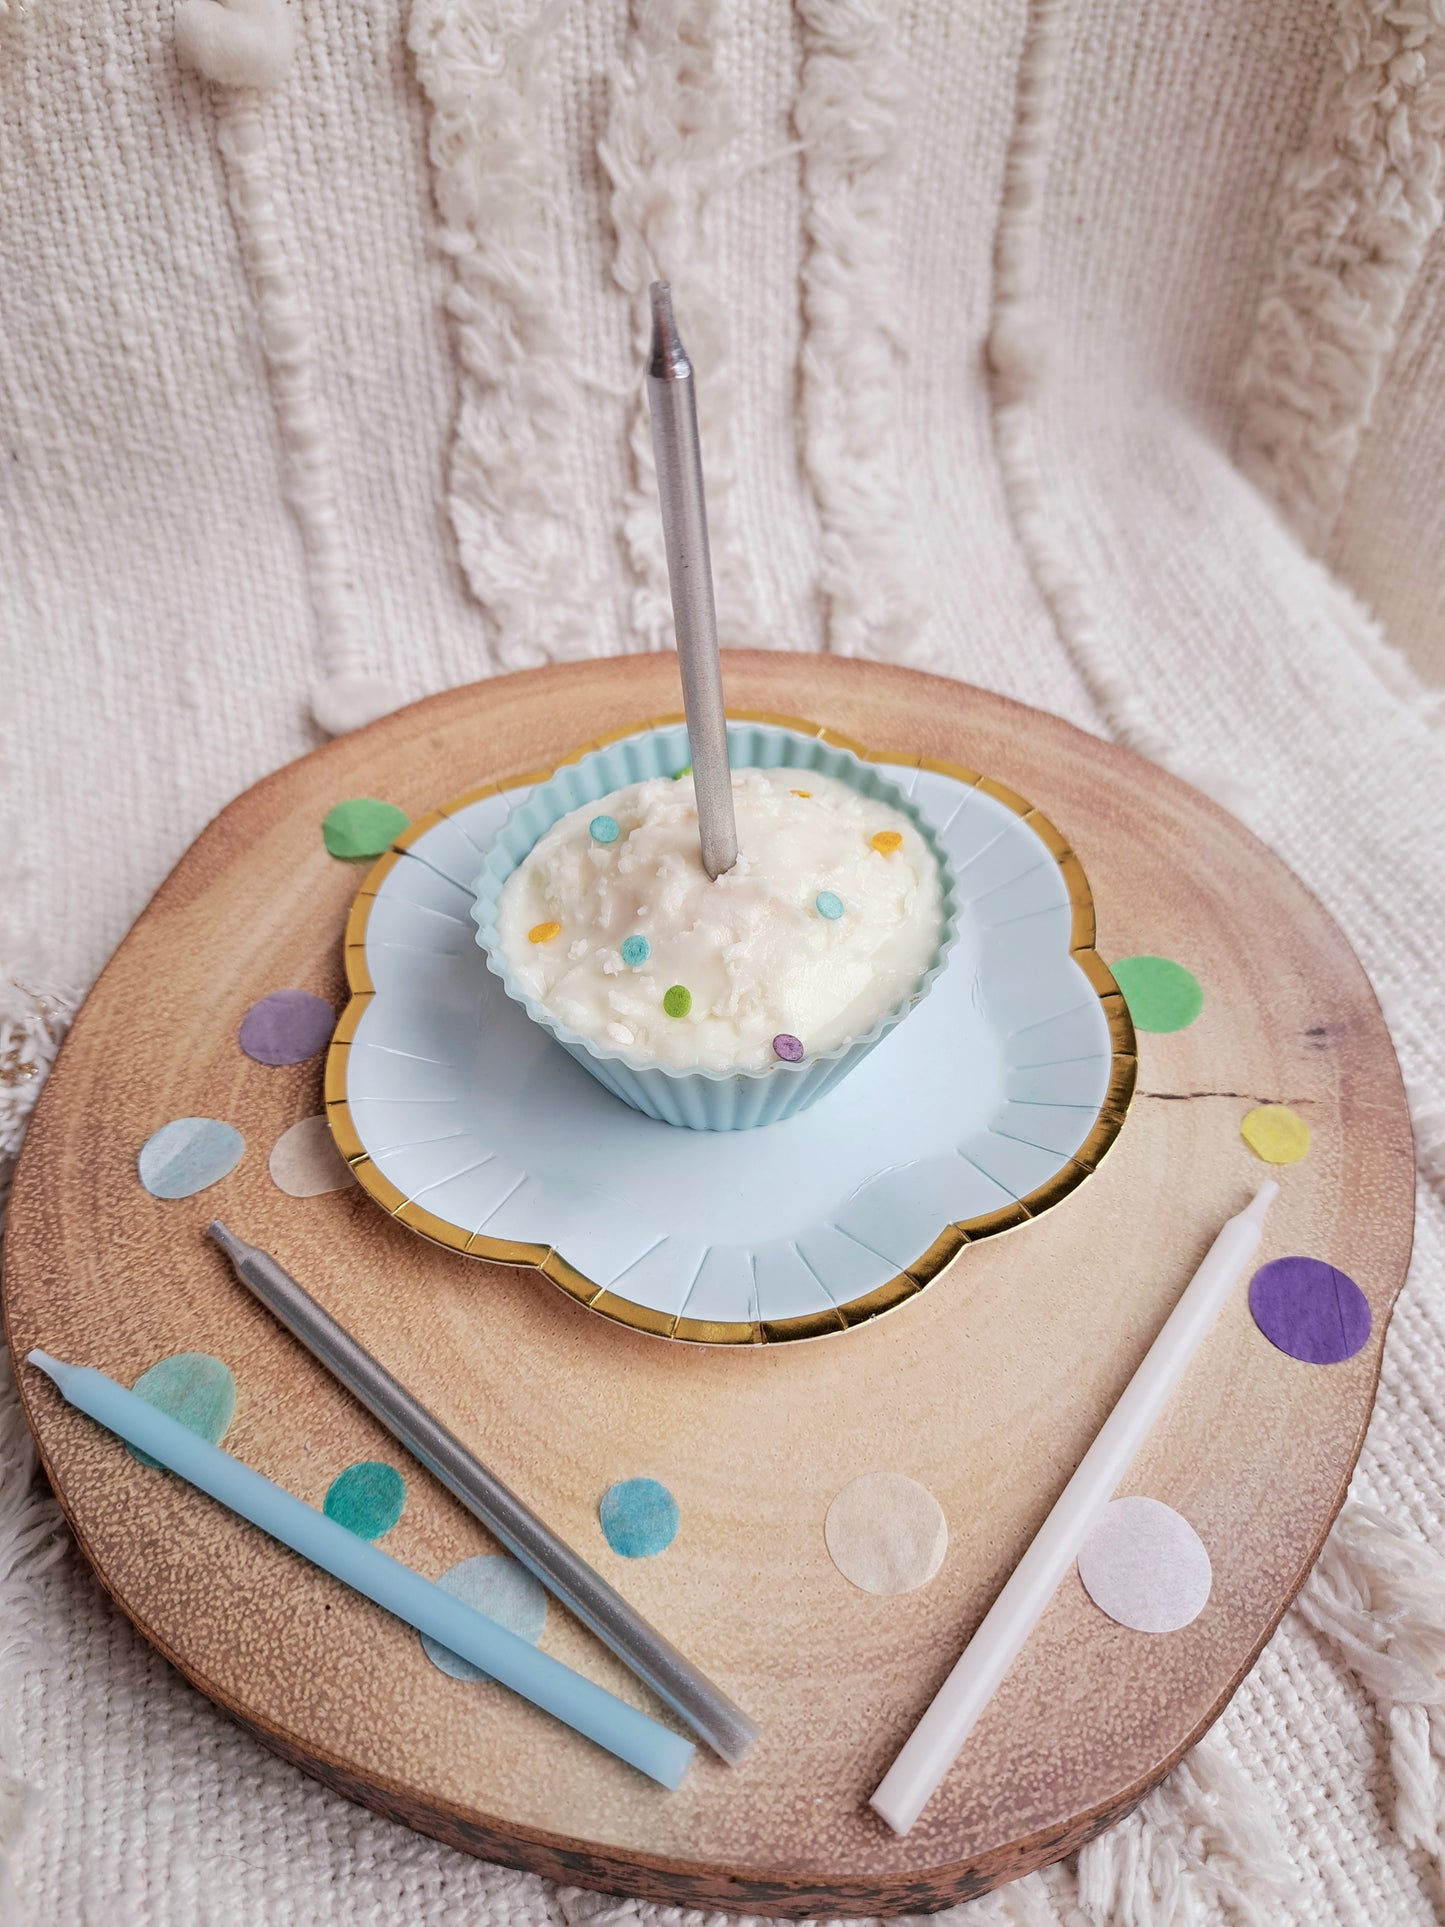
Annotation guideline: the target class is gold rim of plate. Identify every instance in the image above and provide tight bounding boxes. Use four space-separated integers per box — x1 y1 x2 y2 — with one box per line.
327 710 1137 1345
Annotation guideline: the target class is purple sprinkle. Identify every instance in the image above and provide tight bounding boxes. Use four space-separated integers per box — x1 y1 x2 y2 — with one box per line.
772 1033 805 1063
1249 1255 1372 1366
239 990 336 1067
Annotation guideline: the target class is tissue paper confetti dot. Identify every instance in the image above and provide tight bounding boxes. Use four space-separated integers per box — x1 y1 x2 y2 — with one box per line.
1077 1496 1212 1632
599 1478 679 1558
419 1554 548 1682
1249 1256 1371 1365
128 1353 236 1469
269 1115 357 1197
239 990 335 1066
138 1117 244 1199
1240 1104 1310 1165
324 1461 407 1541
322 798 409 860
1112 955 1203 1033
824 1472 948 1596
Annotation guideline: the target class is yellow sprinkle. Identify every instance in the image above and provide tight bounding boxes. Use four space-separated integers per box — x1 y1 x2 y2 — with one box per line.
1240 1104 1310 1165
791 788 812 798
871 830 904 854
528 921 562 945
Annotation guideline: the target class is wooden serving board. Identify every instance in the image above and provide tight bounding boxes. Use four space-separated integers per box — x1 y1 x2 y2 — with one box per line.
3 654 1414 1914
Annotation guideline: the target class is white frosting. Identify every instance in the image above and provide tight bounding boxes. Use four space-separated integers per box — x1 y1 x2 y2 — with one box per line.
494 767 944 1071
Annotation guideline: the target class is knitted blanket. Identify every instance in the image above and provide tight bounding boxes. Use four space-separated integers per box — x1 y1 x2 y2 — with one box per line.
3 0 1445 1920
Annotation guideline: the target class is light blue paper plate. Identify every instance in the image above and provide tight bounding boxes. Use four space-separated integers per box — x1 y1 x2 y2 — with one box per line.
469 726 961 1130
329 718 1135 1344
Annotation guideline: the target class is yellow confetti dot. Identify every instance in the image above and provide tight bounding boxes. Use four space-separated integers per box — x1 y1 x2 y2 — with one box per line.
790 788 812 798
1241 1104 1310 1165
871 830 904 854
528 921 562 945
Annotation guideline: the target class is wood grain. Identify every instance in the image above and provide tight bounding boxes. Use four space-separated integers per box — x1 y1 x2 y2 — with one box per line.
1 654 1415 1913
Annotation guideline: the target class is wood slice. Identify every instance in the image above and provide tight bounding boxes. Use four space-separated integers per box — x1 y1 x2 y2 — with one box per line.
2 654 1414 1914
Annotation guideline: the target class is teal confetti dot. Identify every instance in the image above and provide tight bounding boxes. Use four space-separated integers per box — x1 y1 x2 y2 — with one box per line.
127 1353 236 1469
324 1461 407 1541
815 891 844 921
663 984 692 1019
419 1554 548 1682
138 1117 244 1199
620 934 651 968
599 1478 679 1559
589 815 620 845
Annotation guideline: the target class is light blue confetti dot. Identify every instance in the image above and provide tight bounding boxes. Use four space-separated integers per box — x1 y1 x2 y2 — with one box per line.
127 1353 236 1469
599 1478 679 1559
138 1117 244 1200
620 934 650 968
815 891 845 921
589 815 620 845
419 1554 548 1682
324 1461 407 1540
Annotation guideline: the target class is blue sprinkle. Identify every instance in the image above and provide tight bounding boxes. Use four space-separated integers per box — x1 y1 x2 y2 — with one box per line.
815 891 845 921
620 934 650 968
599 1477 679 1559
589 815 620 845
138 1117 244 1199
419 1554 548 1682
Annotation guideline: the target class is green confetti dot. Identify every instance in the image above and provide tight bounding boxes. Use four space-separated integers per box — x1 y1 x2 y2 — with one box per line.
324 1461 407 1540
127 1353 236 1469
663 984 692 1019
323 798 410 861
674 765 692 780
1112 955 1204 1033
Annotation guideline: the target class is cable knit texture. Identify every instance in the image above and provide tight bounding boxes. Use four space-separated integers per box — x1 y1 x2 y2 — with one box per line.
5 0 1445 1919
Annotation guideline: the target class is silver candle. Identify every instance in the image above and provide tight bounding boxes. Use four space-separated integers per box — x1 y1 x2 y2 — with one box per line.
646 281 738 879
207 1220 759 1765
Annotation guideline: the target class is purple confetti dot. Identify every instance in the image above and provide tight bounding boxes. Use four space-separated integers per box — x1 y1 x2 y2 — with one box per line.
1249 1256 1372 1365
772 1033 804 1063
239 990 336 1067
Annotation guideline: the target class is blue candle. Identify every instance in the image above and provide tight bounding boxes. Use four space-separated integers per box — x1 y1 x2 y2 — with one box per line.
28 1351 693 1791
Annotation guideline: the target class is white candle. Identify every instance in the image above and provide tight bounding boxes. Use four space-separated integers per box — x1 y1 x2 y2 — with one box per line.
869 1181 1279 1836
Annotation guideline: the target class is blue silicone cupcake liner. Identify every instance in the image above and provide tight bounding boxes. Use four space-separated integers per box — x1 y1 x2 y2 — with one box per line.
470 723 960 1131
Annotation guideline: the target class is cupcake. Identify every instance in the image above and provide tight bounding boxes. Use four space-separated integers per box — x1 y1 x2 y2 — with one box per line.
472 726 958 1130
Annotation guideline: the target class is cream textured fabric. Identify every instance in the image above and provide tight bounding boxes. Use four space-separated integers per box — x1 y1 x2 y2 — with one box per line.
4 0 1445 1921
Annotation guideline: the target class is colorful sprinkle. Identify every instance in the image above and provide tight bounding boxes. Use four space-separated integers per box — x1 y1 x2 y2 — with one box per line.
324 1461 407 1540
1241 1103 1311 1165
589 815 620 845
239 989 335 1066
871 830 903 854
815 891 844 921
791 788 812 798
1249 1256 1372 1365
322 797 410 861
599 1478 679 1558
663 984 692 1019
528 920 562 945
128 1352 236 1468
1112 955 1203 1033
620 934 651 967
772 1033 804 1063
674 765 692 780
138 1117 245 1199
420 1554 548 1682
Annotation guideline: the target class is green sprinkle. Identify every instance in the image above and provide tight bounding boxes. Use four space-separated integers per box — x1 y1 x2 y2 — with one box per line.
663 984 692 1019
322 798 410 861
815 890 844 921
674 765 692 780
589 814 620 845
